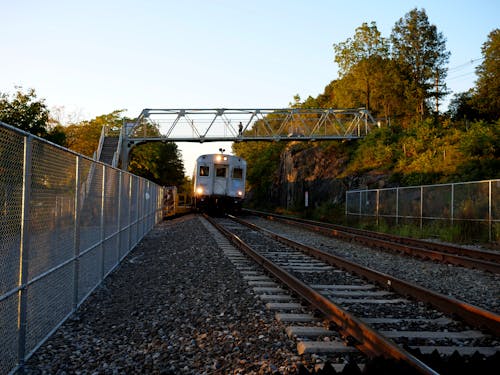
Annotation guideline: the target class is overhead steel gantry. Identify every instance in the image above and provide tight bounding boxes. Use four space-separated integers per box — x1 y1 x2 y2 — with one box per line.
118 108 377 169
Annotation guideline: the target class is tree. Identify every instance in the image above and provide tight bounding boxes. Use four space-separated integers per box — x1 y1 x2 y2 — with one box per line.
0 87 50 137
232 140 286 207
447 90 480 124
128 142 185 187
472 29 500 121
391 8 450 119
65 110 124 157
333 22 390 112
45 124 68 146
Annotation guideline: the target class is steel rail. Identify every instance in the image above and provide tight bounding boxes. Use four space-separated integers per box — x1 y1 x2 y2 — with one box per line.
204 215 439 375
244 209 500 273
231 215 500 337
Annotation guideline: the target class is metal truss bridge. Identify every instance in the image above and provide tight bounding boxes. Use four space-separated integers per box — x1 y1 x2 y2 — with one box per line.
129 107 376 142
108 108 377 169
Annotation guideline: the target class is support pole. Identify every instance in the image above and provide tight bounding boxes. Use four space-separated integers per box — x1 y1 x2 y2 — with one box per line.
72 156 81 309
17 135 33 367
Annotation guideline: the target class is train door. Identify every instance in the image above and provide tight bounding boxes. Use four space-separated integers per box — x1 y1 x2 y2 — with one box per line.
213 164 228 195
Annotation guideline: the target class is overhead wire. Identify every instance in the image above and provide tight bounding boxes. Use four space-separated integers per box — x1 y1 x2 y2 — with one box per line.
446 57 483 81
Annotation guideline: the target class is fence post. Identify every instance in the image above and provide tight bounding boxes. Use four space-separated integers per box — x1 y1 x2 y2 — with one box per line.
72 156 81 310
451 183 454 228
376 189 380 228
17 135 33 368
345 191 348 217
396 188 399 225
489 180 492 242
100 164 106 281
359 191 362 216
117 170 122 262
420 186 423 231
127 175 132 253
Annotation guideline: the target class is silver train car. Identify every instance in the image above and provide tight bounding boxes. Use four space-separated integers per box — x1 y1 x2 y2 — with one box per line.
193 154 247 212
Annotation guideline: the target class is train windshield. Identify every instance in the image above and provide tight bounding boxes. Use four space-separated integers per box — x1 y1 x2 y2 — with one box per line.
215 167 226 177
199 166 209 176
232 168 243 179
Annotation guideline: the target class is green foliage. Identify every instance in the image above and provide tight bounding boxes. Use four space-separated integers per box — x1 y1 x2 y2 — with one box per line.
391 8 450 119
0 87 50 138
233 140 286 206
45 124 67 146
330 9 450 123
473 29 500 121
333 21 390 77
128 142 185 187
65 110 124 157
336 116 498 187
454 120 500 180
342 126 398 175
332 22 398 116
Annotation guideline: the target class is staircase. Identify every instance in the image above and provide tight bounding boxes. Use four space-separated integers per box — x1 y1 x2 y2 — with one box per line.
99 136 119 165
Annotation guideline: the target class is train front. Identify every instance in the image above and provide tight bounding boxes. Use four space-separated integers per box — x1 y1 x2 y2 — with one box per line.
193 154 246 213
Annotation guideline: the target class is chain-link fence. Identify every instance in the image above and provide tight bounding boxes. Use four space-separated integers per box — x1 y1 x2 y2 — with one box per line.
0 121 164 375
346 179 500 242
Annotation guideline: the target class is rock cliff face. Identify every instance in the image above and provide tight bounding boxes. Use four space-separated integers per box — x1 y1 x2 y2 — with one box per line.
271 142 389 209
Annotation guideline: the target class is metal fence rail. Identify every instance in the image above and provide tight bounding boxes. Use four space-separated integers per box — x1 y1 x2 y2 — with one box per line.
345 179 500 242
0 121 164 375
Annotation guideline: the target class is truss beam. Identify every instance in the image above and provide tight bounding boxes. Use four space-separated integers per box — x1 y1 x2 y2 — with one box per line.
129 108 377 142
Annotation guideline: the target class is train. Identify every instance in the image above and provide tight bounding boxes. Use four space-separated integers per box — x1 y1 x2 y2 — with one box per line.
192 153 247 213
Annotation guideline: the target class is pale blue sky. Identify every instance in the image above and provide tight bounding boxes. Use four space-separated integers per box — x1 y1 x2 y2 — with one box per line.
1 0 498 173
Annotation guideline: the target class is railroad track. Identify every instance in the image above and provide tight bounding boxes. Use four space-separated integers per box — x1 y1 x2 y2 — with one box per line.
204 214 500 374
244 209 500 274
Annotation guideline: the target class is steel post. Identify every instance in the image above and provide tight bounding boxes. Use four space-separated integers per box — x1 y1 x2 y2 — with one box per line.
17 135 33 367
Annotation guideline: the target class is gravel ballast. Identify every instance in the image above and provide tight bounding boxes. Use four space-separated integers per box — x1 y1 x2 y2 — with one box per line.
245 216 500 314
24 215 326 374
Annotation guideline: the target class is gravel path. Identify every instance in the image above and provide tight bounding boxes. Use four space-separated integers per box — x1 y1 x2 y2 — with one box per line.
244 216 500 314
24 215 322 375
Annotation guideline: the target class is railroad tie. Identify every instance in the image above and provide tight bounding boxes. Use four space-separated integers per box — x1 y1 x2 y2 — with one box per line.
380 330 485 339
265 302 303 311
410 345 500 356
275 313 318 323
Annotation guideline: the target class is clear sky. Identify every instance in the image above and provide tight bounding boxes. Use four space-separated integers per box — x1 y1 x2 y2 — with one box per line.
1 0 498 175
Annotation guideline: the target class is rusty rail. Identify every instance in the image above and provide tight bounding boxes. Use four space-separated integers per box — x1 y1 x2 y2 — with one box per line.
245 209 500 274
231 215 500 337
204 215 439 375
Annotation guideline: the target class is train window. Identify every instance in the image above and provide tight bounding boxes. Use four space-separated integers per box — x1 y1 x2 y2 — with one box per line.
232 168 243 179
216 167 226 177
199 166 209 176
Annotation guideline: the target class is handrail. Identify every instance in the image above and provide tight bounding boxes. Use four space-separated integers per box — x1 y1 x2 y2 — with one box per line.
95 125 107 162
112 125 124 168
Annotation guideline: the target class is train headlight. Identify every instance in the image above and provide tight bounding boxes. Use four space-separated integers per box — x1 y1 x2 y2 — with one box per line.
196 186 204 195
215 155 222 161
237 190 243 196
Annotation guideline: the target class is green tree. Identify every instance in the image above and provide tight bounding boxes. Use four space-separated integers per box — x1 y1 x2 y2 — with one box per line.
65 110 124 157
0 87 50 137
456 120 500 180
233 140 286 207
45 124 67 146
447 90 480 124
472 29 500 121
128 142 185 187
391 8 450 119
333 22 390 112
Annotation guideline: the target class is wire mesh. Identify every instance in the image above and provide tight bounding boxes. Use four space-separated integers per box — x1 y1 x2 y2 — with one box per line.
77 245 102 304
25 262 74 355
79 161 103 254
0 127 24 296
0 122 163 374
346 179 499 241
453 181 490 220
422 184 452 219
28 141 76 280
0 293 19 375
